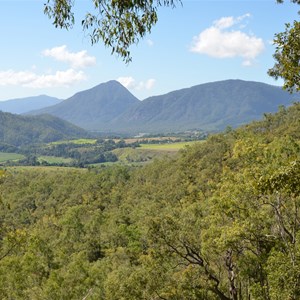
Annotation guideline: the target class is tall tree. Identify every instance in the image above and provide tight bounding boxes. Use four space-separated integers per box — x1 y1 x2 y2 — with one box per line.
268 0 300 92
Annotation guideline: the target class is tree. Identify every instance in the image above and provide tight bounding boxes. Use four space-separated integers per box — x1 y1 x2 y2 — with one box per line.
44 0 181 63
268 0 300 92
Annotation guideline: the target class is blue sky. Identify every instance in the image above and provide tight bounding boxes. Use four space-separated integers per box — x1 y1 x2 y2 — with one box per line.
0 0 298 101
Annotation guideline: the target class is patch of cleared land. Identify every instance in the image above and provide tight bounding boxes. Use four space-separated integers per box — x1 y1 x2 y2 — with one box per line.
139 141 196 151
0 152 25 163
38 156 74 164
50 138 98 145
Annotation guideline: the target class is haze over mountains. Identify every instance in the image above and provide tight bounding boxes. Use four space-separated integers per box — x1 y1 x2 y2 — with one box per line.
16 80 300 134
0 95 62 114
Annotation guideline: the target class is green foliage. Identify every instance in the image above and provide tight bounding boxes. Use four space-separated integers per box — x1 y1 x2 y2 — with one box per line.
268 20 300 92
1 103 300 298
0 152 25 163
0 111 88 147
44 0 181 63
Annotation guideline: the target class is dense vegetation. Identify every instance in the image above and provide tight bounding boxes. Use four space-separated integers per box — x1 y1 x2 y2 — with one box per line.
0 111 88 147
1 103 300 299
16 139 139 167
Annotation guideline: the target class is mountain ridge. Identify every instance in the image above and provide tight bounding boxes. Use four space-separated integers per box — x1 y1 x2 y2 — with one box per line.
27 79 299 134
0 95 62 114
28 80 140 130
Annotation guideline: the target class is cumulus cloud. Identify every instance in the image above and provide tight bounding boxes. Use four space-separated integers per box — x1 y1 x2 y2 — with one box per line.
0 70 37 86
117 77 156 91
190 14 264 66
144 78 156 90
42 45 96 69
0 69 86 88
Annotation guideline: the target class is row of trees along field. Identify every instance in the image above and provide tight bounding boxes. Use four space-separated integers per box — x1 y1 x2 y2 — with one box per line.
0 103 300 299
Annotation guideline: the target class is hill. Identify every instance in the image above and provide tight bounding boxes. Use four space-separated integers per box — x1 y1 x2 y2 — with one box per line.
0 95 62 114
28 80 298 134
28 80 140 130
0 111 88 146
113 79 299 133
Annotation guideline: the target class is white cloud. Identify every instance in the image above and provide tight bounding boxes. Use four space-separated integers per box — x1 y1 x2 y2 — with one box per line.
146 39 154 47
190 14 264 66
0 70 37 86
214 16 235 29
42 45 96 69
117 77 156 91
144 78 156 90
117 76 137 89
0 69 86 88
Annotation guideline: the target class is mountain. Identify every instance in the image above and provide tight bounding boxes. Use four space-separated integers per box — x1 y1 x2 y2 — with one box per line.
0 111 88 147
0 95 62 114
28 80 140 130
112 80 299 133
28 79 299 134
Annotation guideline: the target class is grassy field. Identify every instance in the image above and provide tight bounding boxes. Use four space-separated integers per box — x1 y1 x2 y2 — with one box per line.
112 142 199 164
38 156 74 164
50 138 98 145
0 152 25 163
139 141 197 151
114 137 180 144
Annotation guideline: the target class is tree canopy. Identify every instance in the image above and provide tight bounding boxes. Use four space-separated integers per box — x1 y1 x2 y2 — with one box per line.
44 0 181 63
1 103 300 298
267 0 300 92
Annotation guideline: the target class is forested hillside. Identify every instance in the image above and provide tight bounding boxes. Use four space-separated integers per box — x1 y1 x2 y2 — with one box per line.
0 111 88 146
1 103 300 299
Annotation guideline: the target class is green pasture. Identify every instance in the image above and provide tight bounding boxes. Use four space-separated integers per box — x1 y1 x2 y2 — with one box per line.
50 138 98 145
111 141 201 165
38 156 74 164
113 147 178 164
0 152 25 163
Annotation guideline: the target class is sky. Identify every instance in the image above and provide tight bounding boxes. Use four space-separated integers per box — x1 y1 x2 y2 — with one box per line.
0 0 299 101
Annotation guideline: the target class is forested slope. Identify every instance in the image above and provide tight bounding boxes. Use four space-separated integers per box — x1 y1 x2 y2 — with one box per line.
0 111 88 146
1 103 300 299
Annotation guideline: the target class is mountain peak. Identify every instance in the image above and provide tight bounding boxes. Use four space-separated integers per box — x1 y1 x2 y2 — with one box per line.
27 80 296 134
28 80 140 130
93 80 125 89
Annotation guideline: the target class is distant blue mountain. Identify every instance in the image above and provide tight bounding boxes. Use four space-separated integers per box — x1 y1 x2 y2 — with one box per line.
0 95 62 114
112 79 300 133
27 80 300 134
28 80 140 130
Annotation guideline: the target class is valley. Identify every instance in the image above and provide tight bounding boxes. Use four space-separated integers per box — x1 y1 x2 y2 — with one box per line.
0 79 296 169
0 136 200 168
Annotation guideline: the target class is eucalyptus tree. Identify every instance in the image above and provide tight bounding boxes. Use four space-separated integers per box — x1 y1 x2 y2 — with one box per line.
44 0 181 63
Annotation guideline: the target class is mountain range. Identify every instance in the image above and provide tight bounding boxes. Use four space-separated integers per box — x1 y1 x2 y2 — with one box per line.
112 80 299 133
24 80 300 134
0 95 62 114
